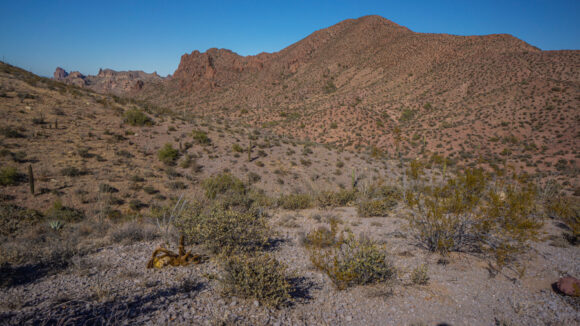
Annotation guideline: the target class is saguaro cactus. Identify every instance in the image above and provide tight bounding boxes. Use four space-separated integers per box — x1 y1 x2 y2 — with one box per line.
28 164 34 195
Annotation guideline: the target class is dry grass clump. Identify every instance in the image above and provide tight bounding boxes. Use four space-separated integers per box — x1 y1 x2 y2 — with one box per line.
219 253 291 307
410 264 429 285
109 221 159 244
308 232 394 290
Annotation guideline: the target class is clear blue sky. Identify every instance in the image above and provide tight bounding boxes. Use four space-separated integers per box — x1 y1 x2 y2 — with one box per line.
1 0 578 77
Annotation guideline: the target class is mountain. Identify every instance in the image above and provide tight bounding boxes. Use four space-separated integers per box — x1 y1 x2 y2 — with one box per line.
55 15 580 179
53 67 164 96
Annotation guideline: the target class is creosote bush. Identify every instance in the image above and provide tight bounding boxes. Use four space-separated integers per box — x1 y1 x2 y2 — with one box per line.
407 166 544 267
157 143 179 165
220 253 291 307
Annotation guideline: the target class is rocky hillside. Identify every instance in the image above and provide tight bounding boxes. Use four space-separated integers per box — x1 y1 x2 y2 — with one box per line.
54 15 580 188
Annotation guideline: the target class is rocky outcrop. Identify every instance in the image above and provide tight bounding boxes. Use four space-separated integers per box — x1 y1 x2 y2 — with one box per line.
172 48 269 90
53 67 68 80
52 67 164 95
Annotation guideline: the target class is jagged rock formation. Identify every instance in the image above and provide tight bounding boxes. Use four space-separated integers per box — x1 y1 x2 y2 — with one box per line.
53 67 164 95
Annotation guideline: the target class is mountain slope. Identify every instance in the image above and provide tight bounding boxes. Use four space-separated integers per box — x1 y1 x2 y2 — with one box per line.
55 15 580 181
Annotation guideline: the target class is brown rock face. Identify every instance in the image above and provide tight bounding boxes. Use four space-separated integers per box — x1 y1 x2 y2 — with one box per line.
172 48 267 90
53 67 68 80
557 277 580 296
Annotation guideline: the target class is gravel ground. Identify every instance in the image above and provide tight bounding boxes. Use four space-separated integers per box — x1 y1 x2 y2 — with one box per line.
1 208 578 326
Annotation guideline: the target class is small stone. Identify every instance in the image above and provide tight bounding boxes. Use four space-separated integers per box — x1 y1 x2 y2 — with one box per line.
253 300 260 307
346 316 353 321
556 276 580 296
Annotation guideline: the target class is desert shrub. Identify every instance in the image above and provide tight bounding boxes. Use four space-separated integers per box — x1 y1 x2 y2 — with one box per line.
309 233 394 290
192 130 211 145
232 143 244 153
0 204 43 236
61 166 88 177
45 199 84 223
201 173 245 199
301 222 339 249
316 189 357 207
408 167 544 266
277 193 312 210
357 199 397 217
399 108 416 122
143 185 158 195
220 253 291 307
178 203 269 254
0 126 24 138
123 109 153 126
247 172 261 184
0 166 21 186
410 199 480 254
410 264 429 285
157 143 179 165
98 183 118 193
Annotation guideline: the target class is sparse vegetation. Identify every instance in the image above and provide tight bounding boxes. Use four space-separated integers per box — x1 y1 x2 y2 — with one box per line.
220 253 291 307
157 143 180 165
123 109 153 126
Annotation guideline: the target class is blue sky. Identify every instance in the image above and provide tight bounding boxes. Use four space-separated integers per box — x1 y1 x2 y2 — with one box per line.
0 0 578 77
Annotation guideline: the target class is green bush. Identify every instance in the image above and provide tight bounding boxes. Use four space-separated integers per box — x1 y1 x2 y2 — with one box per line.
123 109 153 126
277 193 312 210
309 233 394 290
192 130 211 145
201 173 245 199
45 199 84 223
0 166 21 186
220 253 291 307
157 143 179 165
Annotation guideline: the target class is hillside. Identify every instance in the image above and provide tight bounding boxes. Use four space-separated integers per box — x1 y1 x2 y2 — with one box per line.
56 15 579 188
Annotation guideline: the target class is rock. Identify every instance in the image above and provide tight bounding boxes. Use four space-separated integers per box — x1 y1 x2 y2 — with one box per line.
556 277 580 296
53 67 68 80
253 300 260 307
